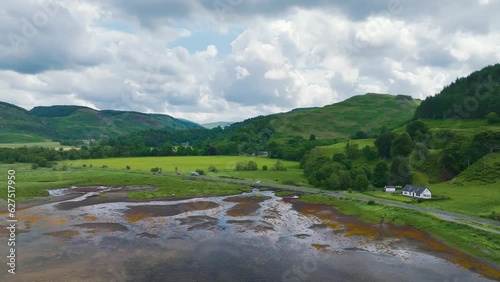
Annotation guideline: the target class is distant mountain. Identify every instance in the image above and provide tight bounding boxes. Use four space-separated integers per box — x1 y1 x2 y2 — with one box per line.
0 103 202 142
201 122 234 129
414 64 500 119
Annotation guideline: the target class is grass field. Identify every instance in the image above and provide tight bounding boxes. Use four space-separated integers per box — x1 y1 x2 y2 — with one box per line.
317 139 375 157
0 163 251 201
60 156 308 185
300 195 500 267
0 141 79 150
352 182 500 218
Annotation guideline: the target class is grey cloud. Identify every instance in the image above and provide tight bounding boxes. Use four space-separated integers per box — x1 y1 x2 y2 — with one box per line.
0 1 108 74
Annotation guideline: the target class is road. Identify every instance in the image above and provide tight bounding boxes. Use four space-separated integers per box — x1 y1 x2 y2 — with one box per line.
185 174 500 234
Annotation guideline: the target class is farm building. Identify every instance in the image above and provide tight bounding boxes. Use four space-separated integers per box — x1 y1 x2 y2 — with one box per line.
384 186 396 193
402 185 432 199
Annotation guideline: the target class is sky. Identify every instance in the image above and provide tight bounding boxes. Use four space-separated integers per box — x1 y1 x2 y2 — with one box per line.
1 0 499 124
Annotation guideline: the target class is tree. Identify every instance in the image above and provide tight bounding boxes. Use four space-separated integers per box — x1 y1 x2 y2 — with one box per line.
390 132 414 157
375 131 396 158
309 134 316 141
486 112 499 124
338 170 353 189
390 156 411 186
332 153 352 170
372 161 389 187
354 175 369 191
414 142 429 162
345 142 361 160
406 120 430 141
37 157 49 168
362 145 378 161
440 142 462 171
473 130 500 153
352 130 368 139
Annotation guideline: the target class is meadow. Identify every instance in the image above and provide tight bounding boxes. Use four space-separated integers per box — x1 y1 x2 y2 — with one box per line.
0 163 251 201
316 139 375 157
60 156 308 185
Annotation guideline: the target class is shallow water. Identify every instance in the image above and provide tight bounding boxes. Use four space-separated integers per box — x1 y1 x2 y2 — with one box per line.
1 187 499 281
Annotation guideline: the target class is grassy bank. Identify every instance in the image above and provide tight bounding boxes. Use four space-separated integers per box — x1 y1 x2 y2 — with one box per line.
299 194 500 265
0 164 251 201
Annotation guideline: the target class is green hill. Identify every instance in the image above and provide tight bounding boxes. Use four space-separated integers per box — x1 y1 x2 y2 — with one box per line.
0 102 53 142
0 103 202 142
270 93 420 140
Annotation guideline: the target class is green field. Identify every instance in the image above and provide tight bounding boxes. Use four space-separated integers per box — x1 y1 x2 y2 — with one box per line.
0 142 79 150
60 156 307 185
0 163 251 201
317 139 375 157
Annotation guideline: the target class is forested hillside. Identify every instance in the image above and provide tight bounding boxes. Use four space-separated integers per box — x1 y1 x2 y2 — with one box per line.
414 64 500 120
0 104 201 142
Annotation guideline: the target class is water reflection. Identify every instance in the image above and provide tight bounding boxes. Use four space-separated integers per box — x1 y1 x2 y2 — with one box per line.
0 187 498 281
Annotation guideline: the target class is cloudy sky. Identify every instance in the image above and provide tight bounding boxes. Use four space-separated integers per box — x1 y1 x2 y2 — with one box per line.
1 0 499 123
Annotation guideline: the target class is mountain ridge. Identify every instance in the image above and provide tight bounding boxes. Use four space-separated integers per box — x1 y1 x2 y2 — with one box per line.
0 102 202 142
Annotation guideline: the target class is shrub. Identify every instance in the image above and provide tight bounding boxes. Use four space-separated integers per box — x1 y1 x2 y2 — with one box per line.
61 165 68 171
367 200 376 205
208 166 218 172
37 158 49 168
151 167 160 172
262 165 268 171
235 161 258 171
282 179 299 186
272 161 287 171
82 164 87 168
126 166 130 170
196 169 205 175
31 164 38 169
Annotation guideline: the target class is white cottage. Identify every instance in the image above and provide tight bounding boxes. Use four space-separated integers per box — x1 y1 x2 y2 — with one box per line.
384 186 396 193
402 185 432 199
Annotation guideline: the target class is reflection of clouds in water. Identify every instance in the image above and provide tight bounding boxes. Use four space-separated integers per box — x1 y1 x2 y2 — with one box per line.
7 189 497 282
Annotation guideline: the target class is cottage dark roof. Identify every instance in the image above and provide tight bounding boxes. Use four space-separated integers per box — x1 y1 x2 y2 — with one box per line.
402 185 429 195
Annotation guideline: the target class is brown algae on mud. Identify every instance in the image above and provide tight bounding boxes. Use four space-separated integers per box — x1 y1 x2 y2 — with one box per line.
123 201 219 222
288 199 500 280
224 195 270 217
44 229 80 240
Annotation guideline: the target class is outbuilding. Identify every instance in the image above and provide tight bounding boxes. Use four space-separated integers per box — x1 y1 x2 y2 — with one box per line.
384 186 396 193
